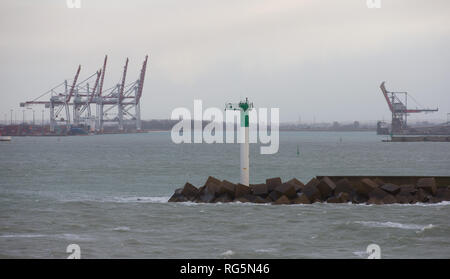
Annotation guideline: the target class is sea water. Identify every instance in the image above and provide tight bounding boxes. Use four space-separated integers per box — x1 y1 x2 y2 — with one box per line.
0 131 449 258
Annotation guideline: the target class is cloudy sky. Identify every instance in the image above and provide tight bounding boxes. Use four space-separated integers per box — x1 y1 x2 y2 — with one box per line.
0 0 449 123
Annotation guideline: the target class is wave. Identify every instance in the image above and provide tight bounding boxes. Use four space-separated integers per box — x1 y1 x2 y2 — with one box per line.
353 250 369 258
255 248 278 254
60 196 170 204
335 201 450 207
60 198 450 207
395 201 450 207
111 196 170 203
111 199 450 206
0 234 47 238
111 226 131 232
0 233 92 241
220 250 234 257
354 221 435 232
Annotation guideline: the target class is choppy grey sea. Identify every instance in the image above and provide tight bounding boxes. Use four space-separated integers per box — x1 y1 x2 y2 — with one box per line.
0 131 449 258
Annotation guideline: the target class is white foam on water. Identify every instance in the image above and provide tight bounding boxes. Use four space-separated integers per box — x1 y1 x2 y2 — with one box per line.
0 234 47 238
338 201 450 207
113 196 170 203
221 250 235 257
111 226 131 232
175 201 272 207
396 201 450 207
0 233 92 241
175 201 199 206
60 196 171 204
56 233 93 241
355 221 435 232
255 248 277 254
60 197 450 207
230 201 273 206
353 250 368 258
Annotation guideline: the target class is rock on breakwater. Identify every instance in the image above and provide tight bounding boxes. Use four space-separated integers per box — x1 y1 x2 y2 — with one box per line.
168 176 450 205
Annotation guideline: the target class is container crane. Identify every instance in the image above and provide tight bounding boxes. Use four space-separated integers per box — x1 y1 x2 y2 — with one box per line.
19 54 148 134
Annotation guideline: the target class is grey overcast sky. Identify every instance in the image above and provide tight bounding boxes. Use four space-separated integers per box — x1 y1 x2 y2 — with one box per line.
0 0 449 123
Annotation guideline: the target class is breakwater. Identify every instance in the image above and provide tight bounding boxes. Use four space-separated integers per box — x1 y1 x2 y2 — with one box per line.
169 176 450 205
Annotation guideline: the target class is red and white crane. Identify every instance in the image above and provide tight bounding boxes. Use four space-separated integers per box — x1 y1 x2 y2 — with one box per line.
380 81 438 133
19 54 149 134
96 55 148 132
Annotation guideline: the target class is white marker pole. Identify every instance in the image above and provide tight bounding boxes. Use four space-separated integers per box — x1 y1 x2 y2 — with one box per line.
240 113 250 186
225 98 253 186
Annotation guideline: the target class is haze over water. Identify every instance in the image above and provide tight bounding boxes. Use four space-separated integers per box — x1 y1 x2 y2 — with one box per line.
0 131 449 258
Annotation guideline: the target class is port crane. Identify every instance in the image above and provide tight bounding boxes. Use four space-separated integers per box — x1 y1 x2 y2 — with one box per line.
20 55 148 133
380 81 438 133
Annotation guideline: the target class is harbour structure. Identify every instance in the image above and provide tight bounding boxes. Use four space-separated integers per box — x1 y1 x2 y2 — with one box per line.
20 55 149 134
379 81 438 134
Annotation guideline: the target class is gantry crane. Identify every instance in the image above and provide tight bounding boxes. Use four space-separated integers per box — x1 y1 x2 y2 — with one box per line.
19 55 148 134
96 55 148 132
